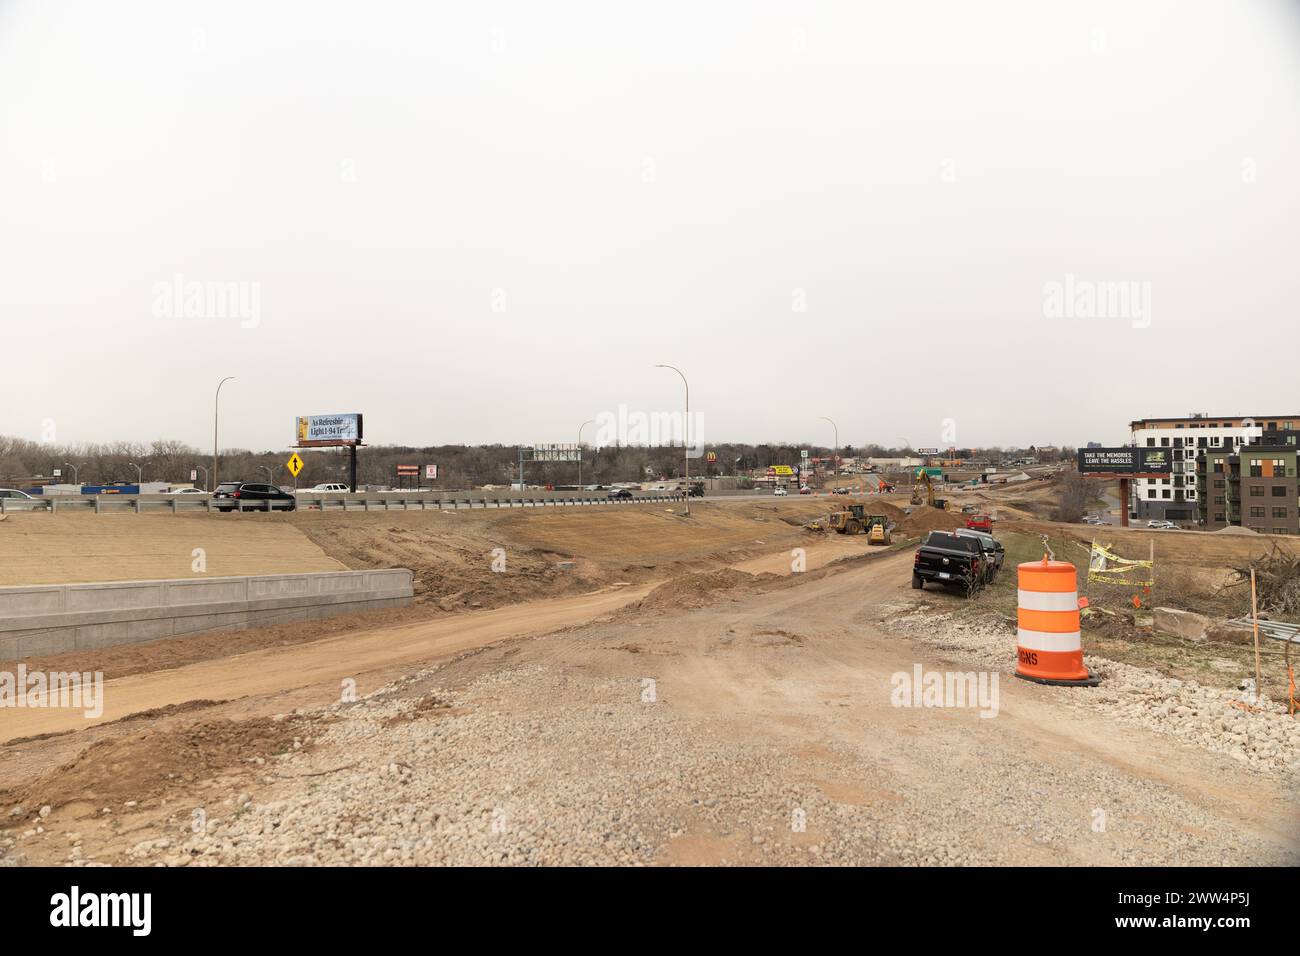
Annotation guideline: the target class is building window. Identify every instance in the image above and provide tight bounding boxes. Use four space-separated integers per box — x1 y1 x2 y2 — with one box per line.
1162 490 1171 499
1215 496 1225 505
1148 490 1156 499
1250 507 1265 518
1214 479 1225 488
1273 486 1288 497
1250 486 1265 497
1146 438 1155 446
1273 507 1289 518
1215 512 1225 522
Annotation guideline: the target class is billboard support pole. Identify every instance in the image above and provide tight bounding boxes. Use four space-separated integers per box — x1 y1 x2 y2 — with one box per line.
1120 477 1129 528
349 445 358 493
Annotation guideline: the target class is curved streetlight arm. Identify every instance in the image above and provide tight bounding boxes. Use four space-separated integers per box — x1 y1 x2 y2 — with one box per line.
578 419 596 487
213 376 235 491
818 416 839 477
655 364 690 515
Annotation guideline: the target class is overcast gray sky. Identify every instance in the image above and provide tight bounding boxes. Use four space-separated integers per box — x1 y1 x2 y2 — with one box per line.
3 0 1298 453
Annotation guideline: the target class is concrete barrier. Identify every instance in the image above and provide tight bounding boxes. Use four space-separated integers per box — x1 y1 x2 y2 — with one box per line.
0 569 414 661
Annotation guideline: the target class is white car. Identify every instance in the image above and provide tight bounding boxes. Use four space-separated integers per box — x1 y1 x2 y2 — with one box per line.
1146 519 1176 530
773 486 788 496
299 483 349 494
0 489 36 510
169 487 208 495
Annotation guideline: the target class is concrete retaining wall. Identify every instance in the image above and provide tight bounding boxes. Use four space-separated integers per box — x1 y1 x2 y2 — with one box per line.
0 569 414 660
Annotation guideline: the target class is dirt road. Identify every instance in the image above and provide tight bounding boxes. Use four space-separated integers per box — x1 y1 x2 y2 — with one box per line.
1 582 653 741
3 544 1294 867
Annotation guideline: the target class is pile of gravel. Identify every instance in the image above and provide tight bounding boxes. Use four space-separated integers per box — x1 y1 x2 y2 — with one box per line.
883 605 1300 776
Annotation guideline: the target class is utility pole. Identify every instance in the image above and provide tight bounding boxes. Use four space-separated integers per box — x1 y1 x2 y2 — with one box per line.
213 376 235 490
655 364 690 516
578 419 595 488
819 416 840 477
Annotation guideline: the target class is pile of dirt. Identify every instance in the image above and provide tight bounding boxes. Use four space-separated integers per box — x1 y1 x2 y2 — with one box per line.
630 569 759 612
1214 525 1260 535
895 507 965 535
2 716 303 814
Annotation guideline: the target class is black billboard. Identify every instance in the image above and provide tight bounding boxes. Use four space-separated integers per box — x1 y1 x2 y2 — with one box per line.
1077 447 1173 475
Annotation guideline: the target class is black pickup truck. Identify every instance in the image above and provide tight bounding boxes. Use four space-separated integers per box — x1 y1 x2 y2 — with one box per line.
912 531 987 597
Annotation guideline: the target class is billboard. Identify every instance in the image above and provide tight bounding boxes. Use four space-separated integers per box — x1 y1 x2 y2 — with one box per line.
767 465 796 477
532 443 581 462
1077 447 1172 475
296 414 363 447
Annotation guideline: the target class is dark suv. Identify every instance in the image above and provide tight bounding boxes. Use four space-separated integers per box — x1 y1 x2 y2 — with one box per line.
608 488 634 500
212 482 296 512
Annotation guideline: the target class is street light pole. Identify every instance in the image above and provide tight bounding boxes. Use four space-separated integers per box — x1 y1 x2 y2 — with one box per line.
62 462 79 485
214 376 235 491
818 416 839 478
128 462 143 484
578 419 595 489
655 364 690 516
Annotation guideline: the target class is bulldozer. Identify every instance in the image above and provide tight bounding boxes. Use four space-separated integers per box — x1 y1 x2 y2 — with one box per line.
828 503 892 544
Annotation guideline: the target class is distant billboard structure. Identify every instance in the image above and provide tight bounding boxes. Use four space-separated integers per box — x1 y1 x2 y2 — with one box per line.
296 414 363 448
295 413 365 492
1076 446 1173 529
533 443 581 462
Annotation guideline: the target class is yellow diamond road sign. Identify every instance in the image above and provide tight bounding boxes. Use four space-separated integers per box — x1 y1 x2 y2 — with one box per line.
287 453 304 477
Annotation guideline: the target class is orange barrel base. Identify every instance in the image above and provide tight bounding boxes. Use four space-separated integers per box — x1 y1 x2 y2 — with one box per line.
1015 558 1100 687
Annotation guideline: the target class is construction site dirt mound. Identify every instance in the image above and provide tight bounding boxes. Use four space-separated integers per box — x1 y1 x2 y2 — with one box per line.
3 716 303 815
630 568 761 612
895 507 966 535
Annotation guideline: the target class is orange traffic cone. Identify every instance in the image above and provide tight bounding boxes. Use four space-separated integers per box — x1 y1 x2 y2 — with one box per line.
1015 557 1099 686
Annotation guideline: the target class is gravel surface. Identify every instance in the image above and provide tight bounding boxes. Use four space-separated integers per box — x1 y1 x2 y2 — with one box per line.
884 605 1300 777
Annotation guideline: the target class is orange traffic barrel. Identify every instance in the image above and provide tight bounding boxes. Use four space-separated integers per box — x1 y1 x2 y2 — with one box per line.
1015 558 1099 686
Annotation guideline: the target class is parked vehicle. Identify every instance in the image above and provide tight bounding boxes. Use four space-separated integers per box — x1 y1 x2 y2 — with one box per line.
168 487 208 495
300 483 349 494
212 482 296 512
773 486 788 497
912 531 986 597
608 488 634 500
832 487 851 495
1147 519 1176 530
0 488 36 510
688 482 705 497
963 513 993 534
954 528 1004 580
799 486 813 495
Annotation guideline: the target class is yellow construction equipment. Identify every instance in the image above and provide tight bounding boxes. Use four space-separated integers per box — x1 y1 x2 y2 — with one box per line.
911 471 935 506
828 503 892 544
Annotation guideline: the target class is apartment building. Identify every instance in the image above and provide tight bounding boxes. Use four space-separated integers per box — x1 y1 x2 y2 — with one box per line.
1197 436 1299 535
1128 414 1300 522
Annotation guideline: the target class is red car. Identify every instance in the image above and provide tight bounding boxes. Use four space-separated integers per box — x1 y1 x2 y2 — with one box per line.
964 514 993 534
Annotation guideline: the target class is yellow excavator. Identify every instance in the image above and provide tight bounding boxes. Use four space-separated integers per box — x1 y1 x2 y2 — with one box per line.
910 470 948 510
828 503 892 544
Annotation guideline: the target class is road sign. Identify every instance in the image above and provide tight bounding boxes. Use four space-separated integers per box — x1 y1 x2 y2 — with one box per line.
287 453 305 477
190 469 197 482
53 469 61 478
396 464 419 477
801 449 809 459
425 464 438 480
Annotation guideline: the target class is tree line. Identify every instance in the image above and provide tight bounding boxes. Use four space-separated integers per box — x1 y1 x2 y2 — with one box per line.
0 434 1073 490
